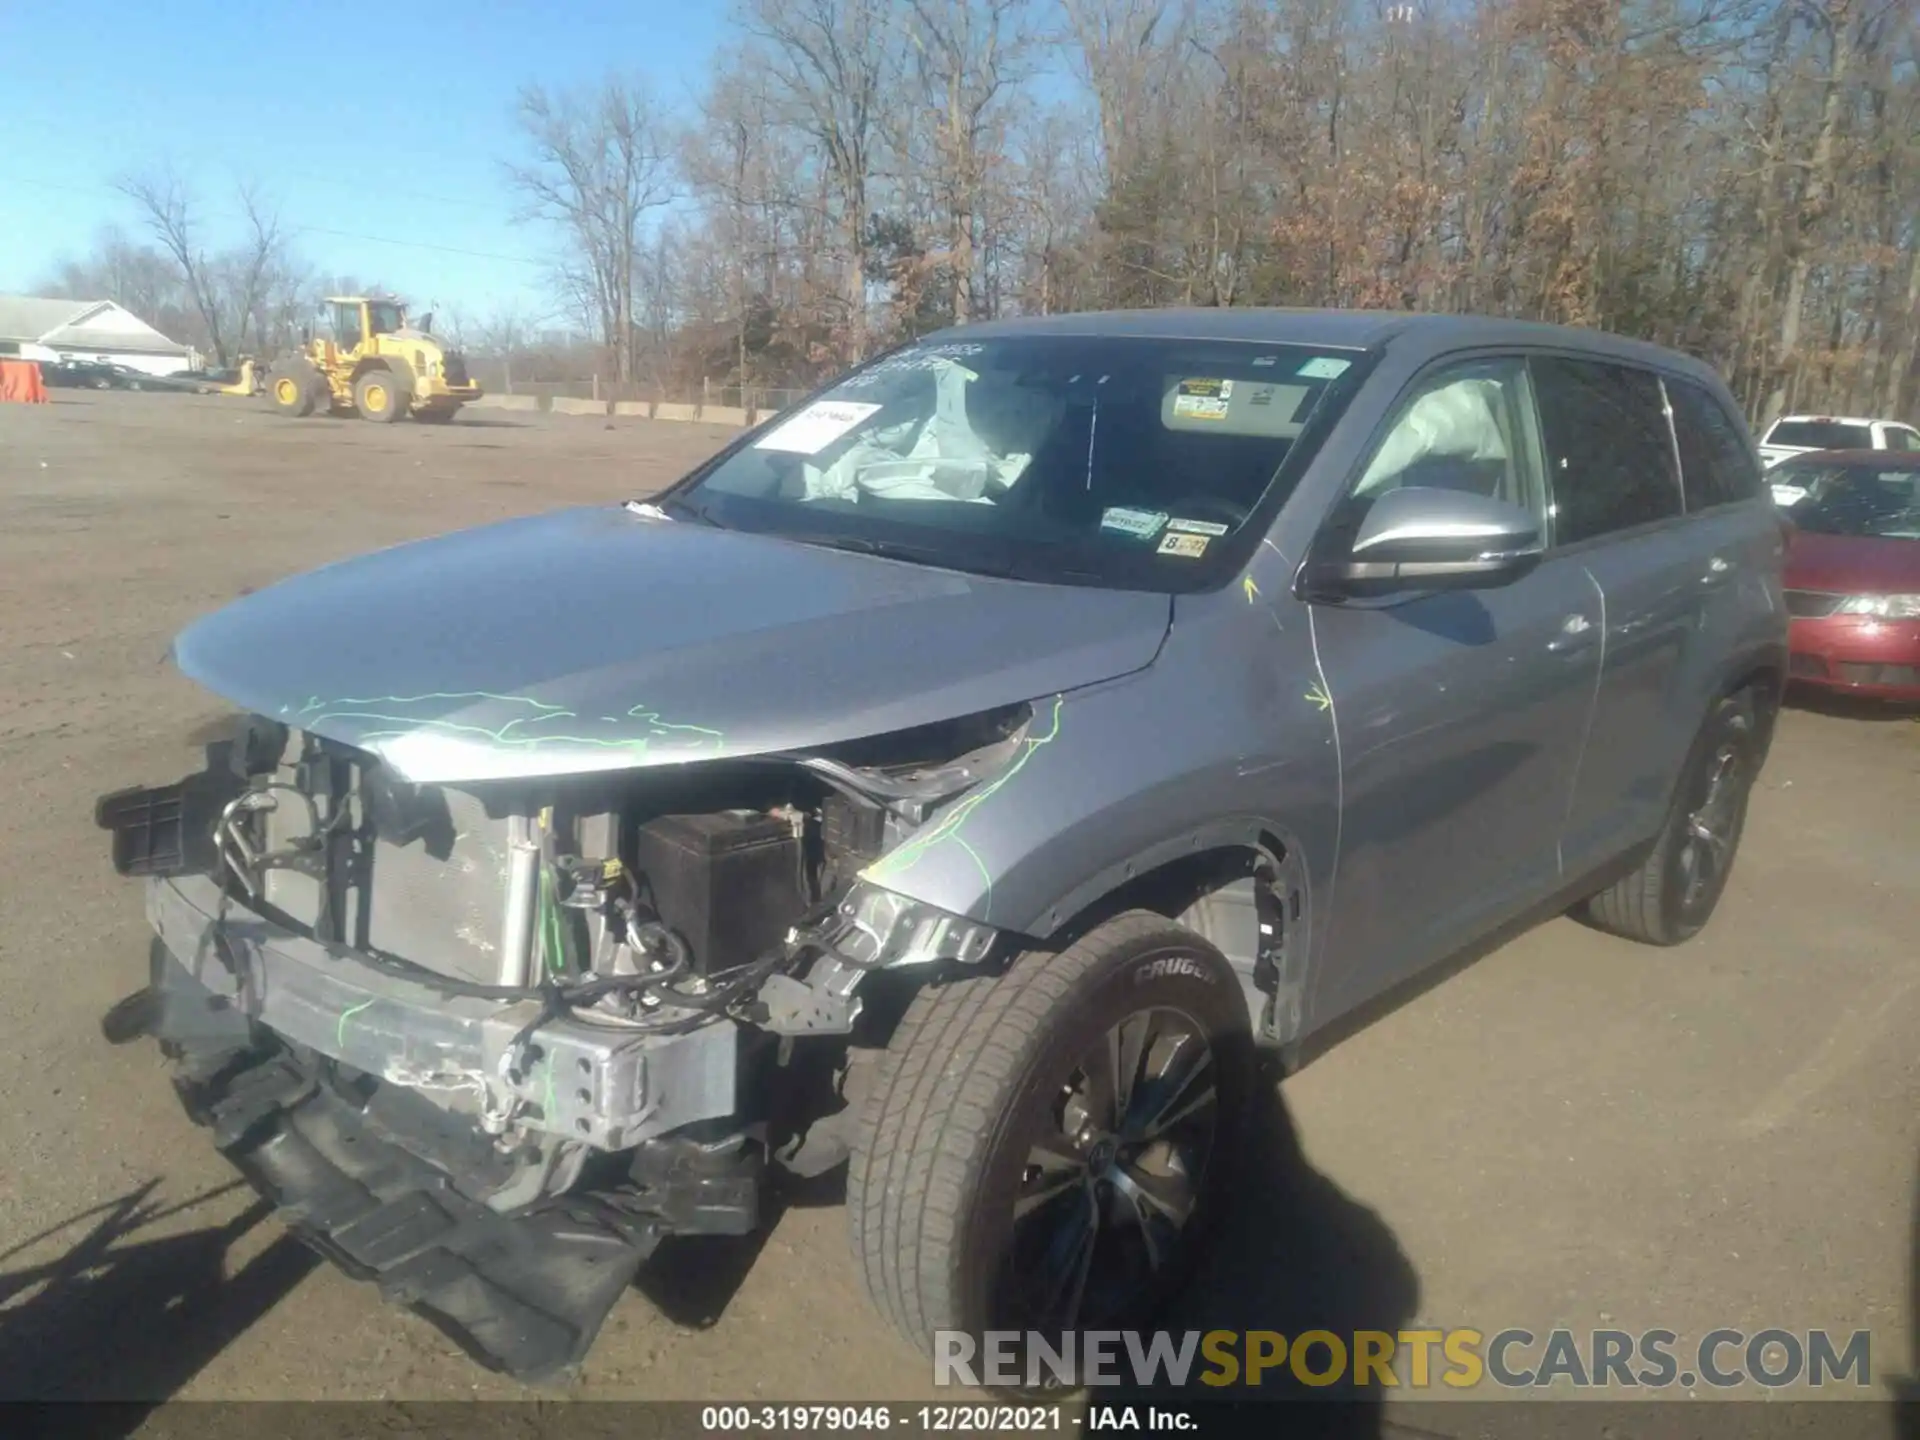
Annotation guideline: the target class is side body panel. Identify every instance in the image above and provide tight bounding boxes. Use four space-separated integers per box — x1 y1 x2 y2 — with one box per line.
1304 560 1602 1023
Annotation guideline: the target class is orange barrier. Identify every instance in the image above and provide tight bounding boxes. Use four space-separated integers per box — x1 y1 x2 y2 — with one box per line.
1 360 48 403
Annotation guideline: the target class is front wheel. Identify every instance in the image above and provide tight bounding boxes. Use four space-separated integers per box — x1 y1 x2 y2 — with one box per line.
1577 690 1761 945
848 912 1252 1370
353 368 408 423
268 369 317 417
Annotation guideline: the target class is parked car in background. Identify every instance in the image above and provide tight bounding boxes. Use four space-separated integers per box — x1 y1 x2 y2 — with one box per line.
1758 414 1920 483
95 311 1786 1384
1778 452 1920 702
40 359 185 392
42 359 122 389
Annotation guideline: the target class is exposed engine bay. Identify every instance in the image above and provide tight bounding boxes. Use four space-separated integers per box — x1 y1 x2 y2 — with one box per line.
96 703 1029 1379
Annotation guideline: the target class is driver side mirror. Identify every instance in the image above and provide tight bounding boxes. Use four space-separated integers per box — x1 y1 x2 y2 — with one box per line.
1301 486 1544 600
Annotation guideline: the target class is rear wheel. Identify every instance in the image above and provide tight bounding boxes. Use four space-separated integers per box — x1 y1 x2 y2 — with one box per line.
353 368 408 423
267 368 317 417
847 911 1251 1370
1577 690 1760 945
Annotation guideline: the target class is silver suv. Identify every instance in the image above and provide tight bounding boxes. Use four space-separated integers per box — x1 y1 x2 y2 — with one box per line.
97 310 1786 1382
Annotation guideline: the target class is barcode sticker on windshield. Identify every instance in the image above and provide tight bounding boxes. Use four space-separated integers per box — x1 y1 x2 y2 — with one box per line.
1297 357 1352 380
754 400 883 454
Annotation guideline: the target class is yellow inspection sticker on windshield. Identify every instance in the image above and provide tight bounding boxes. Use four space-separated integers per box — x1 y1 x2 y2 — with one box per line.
1172 378 1232 421
1158 532 1211 558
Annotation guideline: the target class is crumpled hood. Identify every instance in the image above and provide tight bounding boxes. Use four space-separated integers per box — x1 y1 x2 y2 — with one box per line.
172 506 1171 784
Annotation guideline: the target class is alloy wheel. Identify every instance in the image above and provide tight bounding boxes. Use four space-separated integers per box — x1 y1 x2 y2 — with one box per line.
1006 1005 1219 1332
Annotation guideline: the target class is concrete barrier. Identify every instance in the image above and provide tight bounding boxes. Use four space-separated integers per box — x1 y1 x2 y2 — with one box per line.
611 400 652 418
654 402 699 423
701 405 749 427
550 396 612 417
468 393 539 412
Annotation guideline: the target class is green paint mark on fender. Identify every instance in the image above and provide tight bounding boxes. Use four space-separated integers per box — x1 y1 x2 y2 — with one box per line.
860 694 1065 917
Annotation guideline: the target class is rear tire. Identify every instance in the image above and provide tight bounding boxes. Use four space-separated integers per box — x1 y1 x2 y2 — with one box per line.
847 911 1252 1373
1577 690 1760 945
353 368 408 423
268 368 317 417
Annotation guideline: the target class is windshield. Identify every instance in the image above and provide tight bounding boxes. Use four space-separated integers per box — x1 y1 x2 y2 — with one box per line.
1767 420 1872 450
368 302 404 336
676 334 1363 590
1783 463 1920 539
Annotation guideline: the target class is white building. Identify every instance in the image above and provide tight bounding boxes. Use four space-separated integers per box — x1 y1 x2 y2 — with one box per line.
0 296 195 376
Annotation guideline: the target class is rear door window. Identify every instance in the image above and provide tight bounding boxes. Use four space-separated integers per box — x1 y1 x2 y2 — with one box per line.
1531 357 1682 544
1668 377 1763 510
1766 419 1873 450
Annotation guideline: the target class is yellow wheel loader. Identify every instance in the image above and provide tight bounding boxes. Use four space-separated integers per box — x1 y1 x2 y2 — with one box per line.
265 296 481 423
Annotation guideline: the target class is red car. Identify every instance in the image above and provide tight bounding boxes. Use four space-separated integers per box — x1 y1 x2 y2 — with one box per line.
1775 450 1920 701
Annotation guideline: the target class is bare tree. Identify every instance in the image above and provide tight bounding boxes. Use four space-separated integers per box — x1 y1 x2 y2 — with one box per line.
117 168 232 363
903 0 1033 323
507 78 676 386
738 0 902 359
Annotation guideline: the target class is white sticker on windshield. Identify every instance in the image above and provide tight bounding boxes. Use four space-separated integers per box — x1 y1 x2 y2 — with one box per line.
1100 506 1169 539
1166 517 1230 536
753 400 883 455
1172 377 1233 421
1297 357 1352 380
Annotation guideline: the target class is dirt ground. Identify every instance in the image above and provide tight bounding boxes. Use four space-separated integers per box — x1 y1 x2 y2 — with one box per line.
0 391 1913 1414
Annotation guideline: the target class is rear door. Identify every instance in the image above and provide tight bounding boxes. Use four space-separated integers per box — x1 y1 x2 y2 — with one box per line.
1538 357 1706 874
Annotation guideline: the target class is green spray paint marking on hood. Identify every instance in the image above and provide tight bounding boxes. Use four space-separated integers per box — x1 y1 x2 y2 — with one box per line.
287 691 725 757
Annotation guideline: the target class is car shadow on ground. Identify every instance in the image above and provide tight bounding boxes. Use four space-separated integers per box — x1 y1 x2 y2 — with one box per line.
635 1073 1420 1435
1101 1069 1421 1433
0 1177 318 1417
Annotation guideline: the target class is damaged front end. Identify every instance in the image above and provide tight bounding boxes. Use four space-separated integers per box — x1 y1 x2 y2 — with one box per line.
96 702 1029 1381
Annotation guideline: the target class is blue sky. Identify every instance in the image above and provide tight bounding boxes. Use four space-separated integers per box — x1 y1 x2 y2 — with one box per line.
0 2 726 321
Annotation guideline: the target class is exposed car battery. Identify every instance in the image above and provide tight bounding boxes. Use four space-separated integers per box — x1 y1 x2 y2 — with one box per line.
632 811 807 977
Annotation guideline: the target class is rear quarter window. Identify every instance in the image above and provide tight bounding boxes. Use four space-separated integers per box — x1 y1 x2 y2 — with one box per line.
1668 378 1763 510
1531 356 1683 544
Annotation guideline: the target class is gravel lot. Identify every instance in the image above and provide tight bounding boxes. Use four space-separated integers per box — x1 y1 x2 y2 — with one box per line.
0 391 1913 1417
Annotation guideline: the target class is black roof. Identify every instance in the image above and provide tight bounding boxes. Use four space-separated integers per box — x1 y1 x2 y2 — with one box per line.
951 308 1724 387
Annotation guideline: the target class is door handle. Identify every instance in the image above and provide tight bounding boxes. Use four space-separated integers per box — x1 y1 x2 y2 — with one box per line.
1547 613 1595 654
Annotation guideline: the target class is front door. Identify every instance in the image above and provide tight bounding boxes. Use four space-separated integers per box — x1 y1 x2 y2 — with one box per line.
1304 356 1604 1028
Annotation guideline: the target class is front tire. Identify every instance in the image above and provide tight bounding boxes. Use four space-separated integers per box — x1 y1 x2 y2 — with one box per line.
1577 690 1760 945
848 912 1251 1368
268 368 317 417
353 368 408 423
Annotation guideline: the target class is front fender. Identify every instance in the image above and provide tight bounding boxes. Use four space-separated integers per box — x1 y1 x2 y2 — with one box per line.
863 589 1342 959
